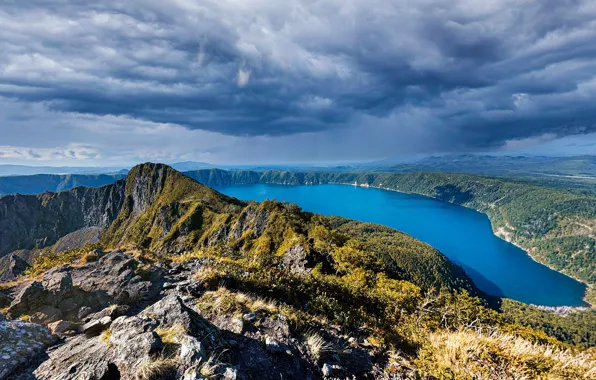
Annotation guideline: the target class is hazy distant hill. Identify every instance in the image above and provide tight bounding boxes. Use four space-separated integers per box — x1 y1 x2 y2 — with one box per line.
0 173 125 196
0 164 126 176
388 155 596 177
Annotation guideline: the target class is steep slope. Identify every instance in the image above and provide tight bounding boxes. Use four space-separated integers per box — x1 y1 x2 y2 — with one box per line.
102 164 476 293
0 181 126 258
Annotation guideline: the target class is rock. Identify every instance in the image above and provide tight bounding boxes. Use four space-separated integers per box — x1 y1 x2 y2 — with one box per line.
7 251 162 325
0 320 53 379
77 306 92 320
322 363 345 378
48 320 74 336
82 316 111 337
33 315 162 379
0 253 30 282
265 336 285 354
322 363 333 377
42 268 74 293
243 312 256 322
140 294 216 343
224 367 238 380
8 281 46 316
231 318 244 333
183 368 200 380
30 305 63 325
179 335 206 367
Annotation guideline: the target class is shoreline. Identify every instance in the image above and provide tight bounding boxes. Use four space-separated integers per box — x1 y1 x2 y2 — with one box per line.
250 180 593 309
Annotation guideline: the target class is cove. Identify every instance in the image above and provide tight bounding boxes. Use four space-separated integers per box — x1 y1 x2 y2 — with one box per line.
216 184 587 306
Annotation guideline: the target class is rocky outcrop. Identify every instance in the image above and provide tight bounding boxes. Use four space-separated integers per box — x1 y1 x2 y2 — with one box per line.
6 251 163 324
0 181 126 258
0 253 30 282
26 294 224 380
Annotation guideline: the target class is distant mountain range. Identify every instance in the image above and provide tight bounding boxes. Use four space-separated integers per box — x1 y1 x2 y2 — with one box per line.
387 154 596 177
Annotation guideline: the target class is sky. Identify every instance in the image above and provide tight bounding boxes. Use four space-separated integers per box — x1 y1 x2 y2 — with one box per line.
1 0 595 166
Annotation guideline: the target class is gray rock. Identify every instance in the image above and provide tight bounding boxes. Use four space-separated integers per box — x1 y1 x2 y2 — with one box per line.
42 268 74 293
224 367 238 380
140 294 217 344
322 363 333 377
179 335 206 367
82 316 111 337
0 320 53 379
322 363 345 378
0 253 30 282
243 312 256 322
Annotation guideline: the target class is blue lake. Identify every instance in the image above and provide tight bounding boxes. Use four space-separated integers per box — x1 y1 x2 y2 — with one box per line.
216 184 587 306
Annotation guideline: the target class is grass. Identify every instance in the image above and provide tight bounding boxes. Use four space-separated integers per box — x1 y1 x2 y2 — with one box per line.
305 331 334 361
155 323 187 345
416 329 596 379
135 358 179 380
80 251 99 264
196 287 278 318
99 329 112 347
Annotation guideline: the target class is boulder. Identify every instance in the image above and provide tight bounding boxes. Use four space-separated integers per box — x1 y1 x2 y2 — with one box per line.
140 294 216 343
42 268 74 293
33 315 163 379
8 281 46 316
7 251 162 326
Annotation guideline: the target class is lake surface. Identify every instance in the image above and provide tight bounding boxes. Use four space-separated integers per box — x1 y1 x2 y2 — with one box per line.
216 184 587 306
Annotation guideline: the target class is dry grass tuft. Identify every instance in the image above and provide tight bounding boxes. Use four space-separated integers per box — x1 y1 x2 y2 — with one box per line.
155 323 187 345
306 331 334 361
80 251 99 264
417 329 596 379
99 328 112 347
135 358 179 380
197 287 278 318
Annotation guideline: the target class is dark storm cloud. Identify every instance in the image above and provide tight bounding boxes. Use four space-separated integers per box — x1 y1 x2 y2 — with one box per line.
1 0 596 150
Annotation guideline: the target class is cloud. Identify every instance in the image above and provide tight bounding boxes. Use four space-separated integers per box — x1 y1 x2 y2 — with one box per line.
0 144 100 161
0 0 595 163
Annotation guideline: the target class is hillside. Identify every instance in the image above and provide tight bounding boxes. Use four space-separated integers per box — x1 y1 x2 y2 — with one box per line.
0 164 593 378
186 169 596 297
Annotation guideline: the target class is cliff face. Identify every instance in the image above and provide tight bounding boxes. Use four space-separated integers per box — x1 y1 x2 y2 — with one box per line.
0 180 126 258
